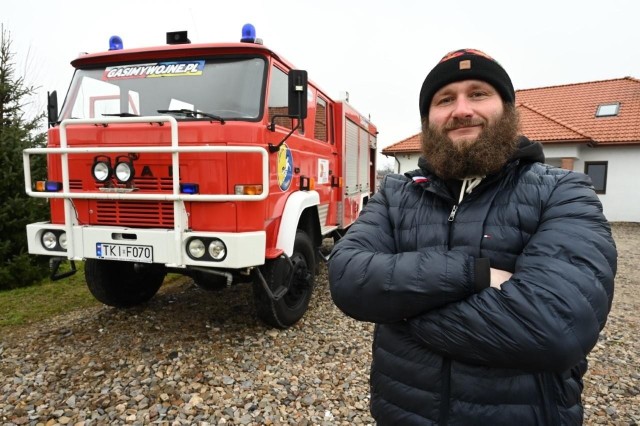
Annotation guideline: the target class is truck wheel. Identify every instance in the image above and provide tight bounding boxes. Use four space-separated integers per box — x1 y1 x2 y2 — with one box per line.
253 230 316 328
85 259 166 308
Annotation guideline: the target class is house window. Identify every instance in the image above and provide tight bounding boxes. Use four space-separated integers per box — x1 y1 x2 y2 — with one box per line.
595 103 620 117
584 161 608 194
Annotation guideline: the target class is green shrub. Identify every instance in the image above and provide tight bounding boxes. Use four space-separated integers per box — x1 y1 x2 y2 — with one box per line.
0 26 50 290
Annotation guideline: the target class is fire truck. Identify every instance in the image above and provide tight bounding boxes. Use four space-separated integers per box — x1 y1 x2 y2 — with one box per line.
22 25 378 328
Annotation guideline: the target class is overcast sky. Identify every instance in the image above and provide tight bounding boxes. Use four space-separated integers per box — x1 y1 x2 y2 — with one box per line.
3 0 639 166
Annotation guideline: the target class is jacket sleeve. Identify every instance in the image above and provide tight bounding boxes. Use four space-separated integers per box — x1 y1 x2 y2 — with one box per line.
329 175 482 324
408 171 617 372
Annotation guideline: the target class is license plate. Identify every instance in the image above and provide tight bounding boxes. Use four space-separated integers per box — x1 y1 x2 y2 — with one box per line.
96 243 153 263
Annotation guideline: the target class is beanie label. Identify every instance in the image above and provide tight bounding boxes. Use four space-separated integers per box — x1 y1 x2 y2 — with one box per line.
459 60 471 70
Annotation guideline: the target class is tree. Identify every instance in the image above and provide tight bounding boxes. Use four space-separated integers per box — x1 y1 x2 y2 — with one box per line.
377 161 395 176
0 25 50 289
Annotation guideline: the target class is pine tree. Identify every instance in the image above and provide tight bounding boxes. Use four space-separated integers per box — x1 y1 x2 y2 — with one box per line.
0 25 50 289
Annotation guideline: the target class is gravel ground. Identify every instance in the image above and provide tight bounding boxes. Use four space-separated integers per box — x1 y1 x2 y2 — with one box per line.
1 223 638 425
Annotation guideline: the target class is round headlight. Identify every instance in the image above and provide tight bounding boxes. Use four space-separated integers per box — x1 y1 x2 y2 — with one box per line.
208 239 226 260
59 232 68 250
188 239 206 258
92 161 111 182
115 162 134 183
42 231 58 249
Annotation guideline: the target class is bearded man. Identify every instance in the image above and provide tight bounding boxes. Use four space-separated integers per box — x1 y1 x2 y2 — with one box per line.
328 49 617 425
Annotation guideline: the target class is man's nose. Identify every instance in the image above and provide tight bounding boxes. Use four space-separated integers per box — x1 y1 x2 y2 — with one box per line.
451 96 474 118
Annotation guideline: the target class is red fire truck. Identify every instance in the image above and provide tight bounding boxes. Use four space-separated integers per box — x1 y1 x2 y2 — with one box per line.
22 26 378 328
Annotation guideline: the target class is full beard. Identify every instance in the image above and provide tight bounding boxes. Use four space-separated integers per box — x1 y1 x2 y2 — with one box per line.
420 106 520 180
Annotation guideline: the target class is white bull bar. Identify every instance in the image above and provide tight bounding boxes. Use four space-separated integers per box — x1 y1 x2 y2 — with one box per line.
23 116 269 267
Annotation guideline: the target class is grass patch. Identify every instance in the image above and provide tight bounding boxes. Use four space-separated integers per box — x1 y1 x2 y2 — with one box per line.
0 262 97 330
0 262 191 331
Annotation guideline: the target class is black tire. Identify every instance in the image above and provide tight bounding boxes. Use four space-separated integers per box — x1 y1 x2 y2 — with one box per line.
85 259 166 308
253 230 316 328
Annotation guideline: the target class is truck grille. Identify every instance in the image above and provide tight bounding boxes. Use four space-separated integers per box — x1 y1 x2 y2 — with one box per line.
95 200 174 228
134 177 174 191
88 177 177 227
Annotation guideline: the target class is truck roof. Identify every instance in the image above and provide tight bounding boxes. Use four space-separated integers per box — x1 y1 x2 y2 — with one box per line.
71 42 293 69
69 39 375 132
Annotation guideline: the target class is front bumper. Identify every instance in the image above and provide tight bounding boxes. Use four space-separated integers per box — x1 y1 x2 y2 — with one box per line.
26 222 266 269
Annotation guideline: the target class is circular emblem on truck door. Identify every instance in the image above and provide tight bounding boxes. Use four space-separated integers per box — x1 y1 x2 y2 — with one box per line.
277 143 294 191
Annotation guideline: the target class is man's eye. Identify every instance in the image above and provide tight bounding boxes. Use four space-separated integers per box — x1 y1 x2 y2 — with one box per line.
470 91 489 98
435 97 453 105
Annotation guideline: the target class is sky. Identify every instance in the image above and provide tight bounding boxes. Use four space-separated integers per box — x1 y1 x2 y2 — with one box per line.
3 0 639 167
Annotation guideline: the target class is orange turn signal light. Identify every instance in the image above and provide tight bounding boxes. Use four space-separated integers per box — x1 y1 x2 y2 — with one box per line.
235 184 263 195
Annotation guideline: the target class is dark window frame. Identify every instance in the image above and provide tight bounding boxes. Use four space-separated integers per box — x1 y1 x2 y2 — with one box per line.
584 161 608 194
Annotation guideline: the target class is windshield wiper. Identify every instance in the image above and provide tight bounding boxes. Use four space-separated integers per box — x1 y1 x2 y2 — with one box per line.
102 112 140 117
157 109 225 124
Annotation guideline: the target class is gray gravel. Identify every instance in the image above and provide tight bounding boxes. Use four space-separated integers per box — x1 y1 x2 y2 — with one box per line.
1 223 638 425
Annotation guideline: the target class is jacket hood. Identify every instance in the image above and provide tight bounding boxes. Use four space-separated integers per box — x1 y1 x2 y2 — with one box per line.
510 136 545 163
415 136 545 178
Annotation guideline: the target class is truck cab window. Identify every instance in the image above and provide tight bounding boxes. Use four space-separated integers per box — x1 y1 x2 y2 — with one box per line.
60 57 266 120
315 97 328 142
267 66 293 130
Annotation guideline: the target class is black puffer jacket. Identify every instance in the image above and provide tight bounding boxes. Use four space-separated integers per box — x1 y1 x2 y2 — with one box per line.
329 137 616 425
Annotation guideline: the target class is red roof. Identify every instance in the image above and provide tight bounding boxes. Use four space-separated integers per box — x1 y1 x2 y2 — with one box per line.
382 77 640 155
383 133 421 154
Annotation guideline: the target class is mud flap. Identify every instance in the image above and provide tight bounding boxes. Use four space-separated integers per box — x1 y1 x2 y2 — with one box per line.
49 257 77 281
252 255 294 301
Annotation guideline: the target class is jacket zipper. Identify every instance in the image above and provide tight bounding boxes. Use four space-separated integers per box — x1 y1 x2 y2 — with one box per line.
448 204 458 222
540 373 561 425
440 358 452 425
422 165 521 424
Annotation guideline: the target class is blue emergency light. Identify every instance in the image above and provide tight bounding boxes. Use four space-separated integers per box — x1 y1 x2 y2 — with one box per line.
46 181 63 191
240 24 256 43
35 180 62 192
109 35 123 51
180 183 199 194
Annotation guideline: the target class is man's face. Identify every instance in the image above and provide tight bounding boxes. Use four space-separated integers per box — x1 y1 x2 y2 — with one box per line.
428 80 504 146
420 102 519 181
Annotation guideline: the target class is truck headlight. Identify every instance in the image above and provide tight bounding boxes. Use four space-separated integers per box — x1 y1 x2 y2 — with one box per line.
208 239 226 260
115 160 134 183
92 160 112 182
59 233 68 249
188 239 206 258
42 231 58 249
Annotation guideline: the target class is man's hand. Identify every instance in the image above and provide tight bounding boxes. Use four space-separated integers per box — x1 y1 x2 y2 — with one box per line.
490 268 513 289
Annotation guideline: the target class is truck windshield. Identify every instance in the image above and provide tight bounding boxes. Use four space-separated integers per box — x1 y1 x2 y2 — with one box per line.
59 57 266 121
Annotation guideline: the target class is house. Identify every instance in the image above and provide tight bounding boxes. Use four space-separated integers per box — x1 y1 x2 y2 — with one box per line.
381 77 640 222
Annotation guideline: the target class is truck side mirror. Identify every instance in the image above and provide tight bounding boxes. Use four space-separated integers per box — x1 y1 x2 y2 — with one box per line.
267 70 309 151
288 70 307 120
47 91 59 128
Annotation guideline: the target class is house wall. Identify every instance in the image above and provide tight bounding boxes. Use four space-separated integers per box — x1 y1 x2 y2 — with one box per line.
393 153 420 174
389 144 639 222
571 146 638 223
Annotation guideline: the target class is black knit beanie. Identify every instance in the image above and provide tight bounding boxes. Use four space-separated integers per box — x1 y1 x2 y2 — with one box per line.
419 48 515 118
